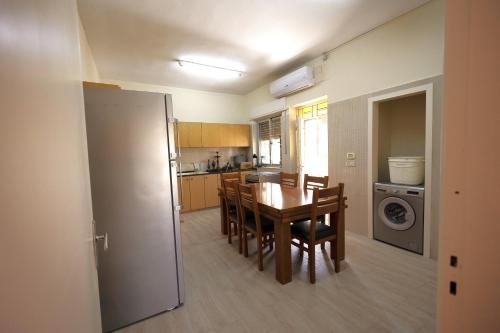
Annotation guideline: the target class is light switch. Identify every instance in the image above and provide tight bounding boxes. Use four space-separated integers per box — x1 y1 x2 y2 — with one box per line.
346 152 356 160
345 160 356 167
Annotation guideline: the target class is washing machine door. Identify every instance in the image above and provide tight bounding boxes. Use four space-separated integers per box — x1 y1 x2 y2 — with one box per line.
378 197 416 231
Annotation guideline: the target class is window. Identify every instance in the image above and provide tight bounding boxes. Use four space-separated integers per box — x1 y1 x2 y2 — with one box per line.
258 116 281 166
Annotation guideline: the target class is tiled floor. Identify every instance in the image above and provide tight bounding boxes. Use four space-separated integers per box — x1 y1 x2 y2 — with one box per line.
117 208 437 333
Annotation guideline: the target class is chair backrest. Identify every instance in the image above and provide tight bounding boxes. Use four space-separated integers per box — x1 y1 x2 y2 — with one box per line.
223 179 239 203
308 183 345 242
303 174 329 190
221 172 241 187
240 161 252 169
237 183 262 233
280 172 299 188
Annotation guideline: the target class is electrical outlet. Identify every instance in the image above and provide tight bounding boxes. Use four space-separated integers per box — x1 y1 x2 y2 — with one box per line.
346 152 356 160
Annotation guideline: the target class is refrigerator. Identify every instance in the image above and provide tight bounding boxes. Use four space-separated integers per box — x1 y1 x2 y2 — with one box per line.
83 87 184 332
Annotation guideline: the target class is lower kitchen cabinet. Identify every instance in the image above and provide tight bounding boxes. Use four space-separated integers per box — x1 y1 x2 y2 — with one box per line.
203 174 219 208
189 176 205 210
178 174 221 213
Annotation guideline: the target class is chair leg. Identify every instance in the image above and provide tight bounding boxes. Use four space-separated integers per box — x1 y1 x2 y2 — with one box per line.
299 240 304 256
257 235 264 271
227 219 232 244
238 222 243 254
308 243 316 283
269 235 274 250
321 242 325 250
243 229 249 257
234 224 238 235
332 239 340 273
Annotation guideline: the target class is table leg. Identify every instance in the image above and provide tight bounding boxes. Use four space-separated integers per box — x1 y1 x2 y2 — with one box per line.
274 219 292 284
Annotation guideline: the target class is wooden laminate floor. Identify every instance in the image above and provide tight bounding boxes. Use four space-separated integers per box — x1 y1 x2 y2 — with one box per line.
117 208 437 333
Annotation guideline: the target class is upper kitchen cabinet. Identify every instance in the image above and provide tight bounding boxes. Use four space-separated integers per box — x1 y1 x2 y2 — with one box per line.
234 124 251 147
176 122 202 147
201 123 223 147
177 122 251 148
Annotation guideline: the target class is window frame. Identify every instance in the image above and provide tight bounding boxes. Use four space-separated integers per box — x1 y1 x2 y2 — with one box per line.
257 116 282 167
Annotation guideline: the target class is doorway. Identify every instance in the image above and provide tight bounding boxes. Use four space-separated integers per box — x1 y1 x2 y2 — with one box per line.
368 84 434 258
297 100 328 180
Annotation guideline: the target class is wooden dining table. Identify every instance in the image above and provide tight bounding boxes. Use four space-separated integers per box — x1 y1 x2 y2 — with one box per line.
219 182 347 285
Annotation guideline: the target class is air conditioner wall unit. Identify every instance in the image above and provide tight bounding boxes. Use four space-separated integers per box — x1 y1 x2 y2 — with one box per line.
269 66 314 98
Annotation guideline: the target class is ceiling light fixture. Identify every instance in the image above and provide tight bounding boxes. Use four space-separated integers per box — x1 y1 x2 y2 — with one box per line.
176 59 244 79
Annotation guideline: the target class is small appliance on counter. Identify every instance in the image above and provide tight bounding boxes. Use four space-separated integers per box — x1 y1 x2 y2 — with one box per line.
232 154 248 168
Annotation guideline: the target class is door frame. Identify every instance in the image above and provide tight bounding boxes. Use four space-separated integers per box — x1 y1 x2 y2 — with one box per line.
367 83 433 258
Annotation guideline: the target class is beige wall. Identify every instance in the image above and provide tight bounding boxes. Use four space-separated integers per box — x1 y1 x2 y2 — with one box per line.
0 1 101 332
78 15 100 82
437 0 500 331
328 76 443 259
377 94 426 182
106 80 248 124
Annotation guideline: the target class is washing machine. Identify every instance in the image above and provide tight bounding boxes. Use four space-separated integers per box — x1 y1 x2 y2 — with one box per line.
373 182 424 254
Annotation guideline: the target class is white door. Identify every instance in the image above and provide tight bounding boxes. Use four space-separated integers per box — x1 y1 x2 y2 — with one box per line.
299 106 328 179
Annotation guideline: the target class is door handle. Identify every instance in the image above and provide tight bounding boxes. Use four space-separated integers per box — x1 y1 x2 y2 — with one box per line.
95 233 109 251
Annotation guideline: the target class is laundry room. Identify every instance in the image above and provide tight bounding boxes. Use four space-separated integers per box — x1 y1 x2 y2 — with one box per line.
368 82 442 259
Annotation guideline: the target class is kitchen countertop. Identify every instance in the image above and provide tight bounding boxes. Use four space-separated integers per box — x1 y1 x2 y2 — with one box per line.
177 167 257 177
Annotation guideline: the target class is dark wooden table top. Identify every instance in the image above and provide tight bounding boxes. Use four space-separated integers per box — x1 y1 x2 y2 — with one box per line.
254 182 313 211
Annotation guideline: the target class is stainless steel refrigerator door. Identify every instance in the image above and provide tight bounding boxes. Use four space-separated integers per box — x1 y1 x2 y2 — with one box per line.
164 94 185 304
84 87 183 332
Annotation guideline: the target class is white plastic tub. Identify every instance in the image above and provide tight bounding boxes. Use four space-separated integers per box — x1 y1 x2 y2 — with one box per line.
388 156 425 185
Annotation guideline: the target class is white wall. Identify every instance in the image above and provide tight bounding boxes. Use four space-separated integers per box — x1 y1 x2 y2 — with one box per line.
244 0 445 241
78 15 100 82
106 80 248 123
244 0 444 110
0 0 101 332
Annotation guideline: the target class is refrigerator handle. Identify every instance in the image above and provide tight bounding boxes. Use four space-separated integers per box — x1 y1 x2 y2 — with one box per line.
173 119 183 210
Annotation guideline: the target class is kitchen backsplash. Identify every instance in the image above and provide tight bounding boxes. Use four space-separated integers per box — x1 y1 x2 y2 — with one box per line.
179 147 251 171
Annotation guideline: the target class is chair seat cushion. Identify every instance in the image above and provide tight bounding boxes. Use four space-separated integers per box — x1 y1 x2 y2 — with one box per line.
228 203 237 214
291 220 335 241
228 211 238 223
244 211 274 233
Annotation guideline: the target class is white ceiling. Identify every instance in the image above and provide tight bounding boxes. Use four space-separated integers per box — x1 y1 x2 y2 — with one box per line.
78 0 429 94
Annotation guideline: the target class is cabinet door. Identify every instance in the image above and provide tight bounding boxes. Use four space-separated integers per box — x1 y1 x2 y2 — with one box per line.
177 122 202 147
232 124 250 147
187 122 202 147
204 174 219 208
189 176 205 210
179 176 191 212
201 123 222 147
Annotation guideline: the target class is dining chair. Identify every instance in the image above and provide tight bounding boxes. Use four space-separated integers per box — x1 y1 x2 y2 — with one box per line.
237 183 275 271
223 179 241 250
297 174 330 248
291 183 344 283
221 171 241 186
303 174 329 189
279 171 299 187
220 172 241 237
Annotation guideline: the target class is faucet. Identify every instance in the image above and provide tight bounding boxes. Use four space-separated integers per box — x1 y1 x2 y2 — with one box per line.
192 162 197 171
